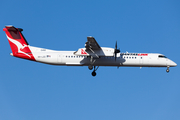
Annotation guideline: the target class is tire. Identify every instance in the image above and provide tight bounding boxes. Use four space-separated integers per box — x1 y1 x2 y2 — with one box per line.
92 71 96 76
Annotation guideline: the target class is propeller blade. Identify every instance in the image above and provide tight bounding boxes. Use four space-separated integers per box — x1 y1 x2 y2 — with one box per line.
114 41 120 61
115 41 117 49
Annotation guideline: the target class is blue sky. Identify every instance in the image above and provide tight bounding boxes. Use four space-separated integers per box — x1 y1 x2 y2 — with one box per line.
0 0 180 120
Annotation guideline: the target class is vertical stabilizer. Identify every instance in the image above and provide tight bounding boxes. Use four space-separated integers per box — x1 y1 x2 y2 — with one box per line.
3 26 35 61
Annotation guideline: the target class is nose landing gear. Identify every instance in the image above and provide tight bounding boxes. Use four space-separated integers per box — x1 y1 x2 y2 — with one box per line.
166 66 170 73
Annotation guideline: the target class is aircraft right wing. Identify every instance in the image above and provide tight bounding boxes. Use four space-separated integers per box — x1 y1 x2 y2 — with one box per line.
74 36 114 57
85 36 101 51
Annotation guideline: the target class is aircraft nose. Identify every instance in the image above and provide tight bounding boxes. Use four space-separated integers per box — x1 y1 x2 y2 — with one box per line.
174 62 177 66
169 61 177 67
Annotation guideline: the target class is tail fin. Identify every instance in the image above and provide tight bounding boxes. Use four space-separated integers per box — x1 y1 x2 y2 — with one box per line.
3 26 35 61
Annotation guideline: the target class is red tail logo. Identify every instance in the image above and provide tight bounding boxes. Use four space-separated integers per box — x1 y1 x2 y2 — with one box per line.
3 26 35 61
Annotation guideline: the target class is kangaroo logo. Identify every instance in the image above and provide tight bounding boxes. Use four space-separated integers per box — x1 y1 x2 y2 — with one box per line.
6 35 31 58
81 49 87 55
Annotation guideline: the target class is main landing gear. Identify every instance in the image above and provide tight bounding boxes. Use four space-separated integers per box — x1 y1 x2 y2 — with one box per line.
88 65 99 76
88 65 93 70
88 56 99 76
166 66 170 73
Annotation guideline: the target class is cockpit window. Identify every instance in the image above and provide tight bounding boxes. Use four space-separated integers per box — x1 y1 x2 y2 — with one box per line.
158 55 167 58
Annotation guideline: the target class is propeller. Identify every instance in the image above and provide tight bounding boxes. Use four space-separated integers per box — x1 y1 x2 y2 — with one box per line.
114 41 120 61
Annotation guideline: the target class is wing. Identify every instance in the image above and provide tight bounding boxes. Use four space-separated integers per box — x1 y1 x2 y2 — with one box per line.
74 36 114 57
85 36 101 50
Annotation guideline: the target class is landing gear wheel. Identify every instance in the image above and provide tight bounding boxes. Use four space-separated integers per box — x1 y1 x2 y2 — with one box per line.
88 65 93 70
92 71 96 76
89 66 99 76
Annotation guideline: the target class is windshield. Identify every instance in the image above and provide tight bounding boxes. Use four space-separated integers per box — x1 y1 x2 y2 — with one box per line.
158 55 167 58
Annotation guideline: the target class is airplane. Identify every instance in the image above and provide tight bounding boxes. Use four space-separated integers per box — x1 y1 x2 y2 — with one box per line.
3 26 177 76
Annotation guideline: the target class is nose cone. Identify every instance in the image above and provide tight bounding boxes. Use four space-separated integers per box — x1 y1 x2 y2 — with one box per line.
173 62 177 67
168 61 177 67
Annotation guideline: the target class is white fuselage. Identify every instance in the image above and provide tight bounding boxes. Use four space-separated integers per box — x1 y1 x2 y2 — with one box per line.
28 46 177 67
